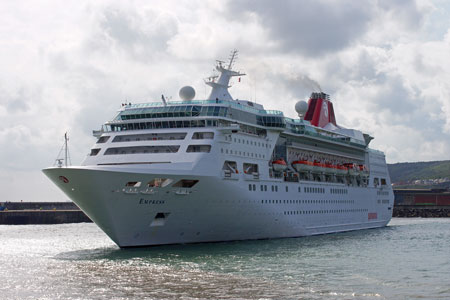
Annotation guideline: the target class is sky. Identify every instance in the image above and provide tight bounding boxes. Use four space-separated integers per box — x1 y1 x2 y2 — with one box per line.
1 0 450 202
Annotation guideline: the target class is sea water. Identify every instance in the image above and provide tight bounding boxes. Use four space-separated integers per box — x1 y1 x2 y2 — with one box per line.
0 218 449 299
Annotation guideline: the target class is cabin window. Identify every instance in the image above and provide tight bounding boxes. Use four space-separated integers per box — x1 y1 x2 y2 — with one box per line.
97 136 110 143
186 145 211 153
381 178 387 185
147 178 173 188
90 148 101 156
172 180 199 188
222 161 238 174
374 177 379 187
243 163 258 174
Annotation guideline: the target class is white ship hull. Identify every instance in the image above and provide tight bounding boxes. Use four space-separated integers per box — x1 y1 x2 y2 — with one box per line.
43 166 392 247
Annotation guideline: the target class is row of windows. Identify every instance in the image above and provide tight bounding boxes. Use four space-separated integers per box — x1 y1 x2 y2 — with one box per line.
124 178 198 189
98 132 215 144
377 191 389 196
305 187 325 194
261 199 355 204
283 208 368 215
377 199 390 204
92 144 211 156
118 106 228 120
222 148 265 159
331 188 348 194
226 136 270 148
103 146 180 155
248 184 348 195
109 119 221 132
97 132 214 148
256 115 285 128
374 177 388 186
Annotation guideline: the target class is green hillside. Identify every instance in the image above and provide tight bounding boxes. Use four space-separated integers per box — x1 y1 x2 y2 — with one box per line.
387 160 450 183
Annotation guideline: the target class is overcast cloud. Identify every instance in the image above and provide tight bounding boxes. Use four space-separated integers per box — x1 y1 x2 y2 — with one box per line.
1 0 449 201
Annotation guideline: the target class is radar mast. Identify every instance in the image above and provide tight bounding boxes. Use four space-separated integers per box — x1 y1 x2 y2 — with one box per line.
205 49 245 101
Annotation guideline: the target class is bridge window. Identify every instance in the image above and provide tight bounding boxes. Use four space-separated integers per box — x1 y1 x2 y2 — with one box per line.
90 148 101 156
96 136 110 143
192 132 214 139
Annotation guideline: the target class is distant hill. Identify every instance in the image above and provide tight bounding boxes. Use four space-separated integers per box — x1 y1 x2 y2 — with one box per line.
387 160 450 183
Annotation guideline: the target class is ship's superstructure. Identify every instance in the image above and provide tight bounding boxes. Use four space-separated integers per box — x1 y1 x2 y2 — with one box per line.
43 51 394 247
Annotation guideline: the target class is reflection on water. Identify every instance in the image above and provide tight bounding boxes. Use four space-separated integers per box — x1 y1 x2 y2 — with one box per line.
1 219 450 299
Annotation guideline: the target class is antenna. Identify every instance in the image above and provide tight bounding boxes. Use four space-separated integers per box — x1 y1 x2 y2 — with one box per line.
161 94 167 106
227 49 238 70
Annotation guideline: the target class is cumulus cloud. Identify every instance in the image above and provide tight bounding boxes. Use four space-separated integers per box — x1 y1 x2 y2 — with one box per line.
226 0 374 56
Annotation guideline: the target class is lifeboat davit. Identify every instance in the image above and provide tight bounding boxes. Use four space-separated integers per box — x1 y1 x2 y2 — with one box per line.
336 164 348 175
272 159 287 172
324 163 337 174
344 163 358 176
358 164 369 177
292 160 314 172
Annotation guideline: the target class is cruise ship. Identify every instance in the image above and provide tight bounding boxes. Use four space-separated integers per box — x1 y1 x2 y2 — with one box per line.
43 51 394 247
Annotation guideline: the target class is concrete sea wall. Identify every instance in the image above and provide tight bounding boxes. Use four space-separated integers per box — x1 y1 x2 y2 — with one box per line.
393 205 450 218
0 202 92 225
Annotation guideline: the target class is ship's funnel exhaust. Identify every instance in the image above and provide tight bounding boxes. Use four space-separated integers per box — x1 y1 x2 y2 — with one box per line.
304 92 337 128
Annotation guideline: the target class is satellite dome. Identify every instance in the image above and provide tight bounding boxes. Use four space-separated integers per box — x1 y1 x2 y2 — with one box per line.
295 100 308 118
179 86 195 101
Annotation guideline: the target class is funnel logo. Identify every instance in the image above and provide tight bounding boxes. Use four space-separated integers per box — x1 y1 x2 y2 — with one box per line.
322 102 328 118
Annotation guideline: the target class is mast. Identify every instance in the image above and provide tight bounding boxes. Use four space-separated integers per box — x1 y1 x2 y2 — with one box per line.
205 49 245 101
64 132 68 167
55 132 71 168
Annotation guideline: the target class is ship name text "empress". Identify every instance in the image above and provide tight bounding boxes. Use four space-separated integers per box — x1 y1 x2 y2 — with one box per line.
139 199 165 205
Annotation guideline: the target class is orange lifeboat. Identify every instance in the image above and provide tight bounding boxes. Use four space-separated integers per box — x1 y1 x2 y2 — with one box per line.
336 164 348 175
272 159 287 172
344 163 358 176
313 160 327 173
324 163 337 174
292 160 314 172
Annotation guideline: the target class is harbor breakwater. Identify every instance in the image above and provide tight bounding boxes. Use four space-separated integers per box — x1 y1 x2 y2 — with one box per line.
393 205 450 218
0 202 92 225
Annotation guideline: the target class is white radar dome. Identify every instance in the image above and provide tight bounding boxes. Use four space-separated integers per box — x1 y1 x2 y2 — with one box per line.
179 86 196 101
295 100 308 118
